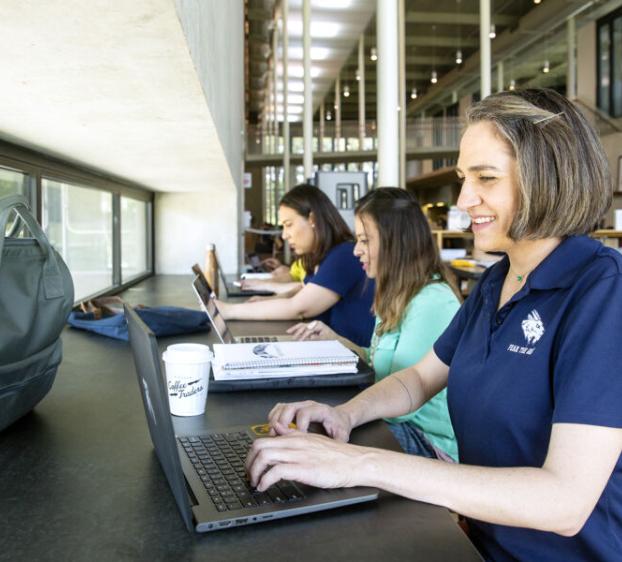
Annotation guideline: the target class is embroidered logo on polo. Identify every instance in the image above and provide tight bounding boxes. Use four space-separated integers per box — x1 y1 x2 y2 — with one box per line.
507 309 544 355
521 310 545 345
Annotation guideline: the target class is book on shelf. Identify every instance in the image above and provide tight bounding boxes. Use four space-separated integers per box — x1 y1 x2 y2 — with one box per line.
211 340 359 381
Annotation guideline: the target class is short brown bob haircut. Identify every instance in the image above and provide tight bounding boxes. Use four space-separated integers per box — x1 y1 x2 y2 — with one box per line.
466 88 612 240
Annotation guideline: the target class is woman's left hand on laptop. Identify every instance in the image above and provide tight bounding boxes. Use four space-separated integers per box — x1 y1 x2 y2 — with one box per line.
246 422 374 492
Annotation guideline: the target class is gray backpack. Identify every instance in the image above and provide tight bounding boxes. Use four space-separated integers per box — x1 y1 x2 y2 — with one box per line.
0 195 74 431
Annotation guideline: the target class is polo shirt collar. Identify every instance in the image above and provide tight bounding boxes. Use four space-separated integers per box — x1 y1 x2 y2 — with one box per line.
527 235 600 290
481 235 600 295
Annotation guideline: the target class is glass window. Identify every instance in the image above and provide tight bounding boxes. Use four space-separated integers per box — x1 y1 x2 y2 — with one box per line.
291 137 303 154
598 23 611 114
0 166 27 198
613 16 622 117
42 178 113 301
121 197 148 282
598 8 622 117
0 167 29 235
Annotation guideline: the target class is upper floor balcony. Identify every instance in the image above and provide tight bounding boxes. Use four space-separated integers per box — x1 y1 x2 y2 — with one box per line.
245 117 463 167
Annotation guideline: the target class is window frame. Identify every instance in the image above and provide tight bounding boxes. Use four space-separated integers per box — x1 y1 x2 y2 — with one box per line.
597 6 622 118
0 139 154 302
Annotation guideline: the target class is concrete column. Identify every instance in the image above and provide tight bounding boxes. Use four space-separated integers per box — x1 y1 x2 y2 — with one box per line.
335 77 341 149
272 28 278 154
302 0 313 178
319 101 325 153
497 60 504 92
479 0 491 99
567 17 577 99
398 0 406 187
358 35 366 149
376 0 400 186
282 2 290 191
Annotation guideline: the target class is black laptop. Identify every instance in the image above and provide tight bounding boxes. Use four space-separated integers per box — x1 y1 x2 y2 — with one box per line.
191 273 375 391
213 255 274 298
125 303 378 533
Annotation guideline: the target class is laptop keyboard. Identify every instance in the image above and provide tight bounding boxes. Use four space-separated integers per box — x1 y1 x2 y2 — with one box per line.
179 432 305 512
238 336 278 343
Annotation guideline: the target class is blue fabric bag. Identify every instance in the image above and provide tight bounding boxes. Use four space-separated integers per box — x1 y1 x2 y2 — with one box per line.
67 305 210 341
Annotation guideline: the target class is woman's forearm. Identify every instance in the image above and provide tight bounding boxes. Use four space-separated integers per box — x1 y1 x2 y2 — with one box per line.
359 451 587 536
338 365 429 428
221 297 303 320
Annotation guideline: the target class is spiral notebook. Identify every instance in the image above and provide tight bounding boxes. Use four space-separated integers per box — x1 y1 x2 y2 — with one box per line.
212 340 359 381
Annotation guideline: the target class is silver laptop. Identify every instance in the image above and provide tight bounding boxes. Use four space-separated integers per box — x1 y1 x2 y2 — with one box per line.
192 272 293 344
213 255 274 298
125 303 378 532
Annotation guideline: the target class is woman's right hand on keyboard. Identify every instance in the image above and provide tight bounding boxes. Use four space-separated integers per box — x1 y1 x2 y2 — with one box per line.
286 320 336 341
268 400 353 442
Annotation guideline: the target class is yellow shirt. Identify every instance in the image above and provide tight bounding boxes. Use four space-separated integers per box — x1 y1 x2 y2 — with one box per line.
289 259 306 282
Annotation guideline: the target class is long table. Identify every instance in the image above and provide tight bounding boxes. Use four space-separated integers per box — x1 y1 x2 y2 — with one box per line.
0 276 481 561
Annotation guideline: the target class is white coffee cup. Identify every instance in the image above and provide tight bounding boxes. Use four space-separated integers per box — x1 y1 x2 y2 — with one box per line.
162 343 212 416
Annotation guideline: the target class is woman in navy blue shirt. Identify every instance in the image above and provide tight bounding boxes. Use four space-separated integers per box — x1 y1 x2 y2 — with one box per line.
217 184 375 347
246 90 622 561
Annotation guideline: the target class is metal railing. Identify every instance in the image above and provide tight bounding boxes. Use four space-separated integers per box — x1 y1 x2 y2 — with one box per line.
246 117 464 157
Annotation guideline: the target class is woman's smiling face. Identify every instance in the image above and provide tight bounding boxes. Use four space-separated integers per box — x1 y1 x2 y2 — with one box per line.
456 121 520 253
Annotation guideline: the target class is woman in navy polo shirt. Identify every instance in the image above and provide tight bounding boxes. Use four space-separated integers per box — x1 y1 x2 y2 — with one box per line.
217 184 375 347
246 89 622 561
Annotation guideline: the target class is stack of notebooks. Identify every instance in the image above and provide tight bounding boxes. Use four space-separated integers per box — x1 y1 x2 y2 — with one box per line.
212 340 359 381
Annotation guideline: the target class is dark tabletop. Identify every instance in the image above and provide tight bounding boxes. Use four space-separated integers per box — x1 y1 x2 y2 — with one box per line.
0 276 481 562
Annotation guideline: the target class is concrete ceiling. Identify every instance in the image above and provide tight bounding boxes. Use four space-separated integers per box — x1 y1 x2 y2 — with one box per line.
0 0 233 193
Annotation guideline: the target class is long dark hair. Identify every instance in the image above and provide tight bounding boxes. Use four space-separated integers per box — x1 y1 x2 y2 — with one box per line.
279 184 353 273
355 187 460 334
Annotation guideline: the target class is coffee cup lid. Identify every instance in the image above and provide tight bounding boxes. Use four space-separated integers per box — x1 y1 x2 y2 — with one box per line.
162 343 212 364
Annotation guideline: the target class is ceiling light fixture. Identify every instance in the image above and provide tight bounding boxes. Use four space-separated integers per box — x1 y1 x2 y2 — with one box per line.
509 79 516 91
542 59 550 73
431 70 438 84
277 93 305 104
355 69 360 81
277 80 305 92
312 0 353 9
370 47 378 61
343 84 350 98
410 87 418 99
276 105 304 114
489 24 496 39
281 46 331 60
533 0 542 4
277 63 321 78
326 110 332 121
455 49 463 64
288 20 341 39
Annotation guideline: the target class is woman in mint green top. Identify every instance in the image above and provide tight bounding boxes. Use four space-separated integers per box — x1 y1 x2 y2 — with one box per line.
369 282 460 460
288 187 462 461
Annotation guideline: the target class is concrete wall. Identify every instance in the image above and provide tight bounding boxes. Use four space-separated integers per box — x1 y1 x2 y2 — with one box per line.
155 0 244 274
155 187 238 273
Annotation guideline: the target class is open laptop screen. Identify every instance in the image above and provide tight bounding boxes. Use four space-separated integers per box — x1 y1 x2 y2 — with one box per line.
125 303 194 531
192 274 234 344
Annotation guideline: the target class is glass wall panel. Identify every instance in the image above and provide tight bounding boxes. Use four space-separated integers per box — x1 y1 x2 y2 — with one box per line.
598 23 611 114
121 196 148 282
613 16 622 117
0 167 29 234
0 167 27 198
42 178 113 301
